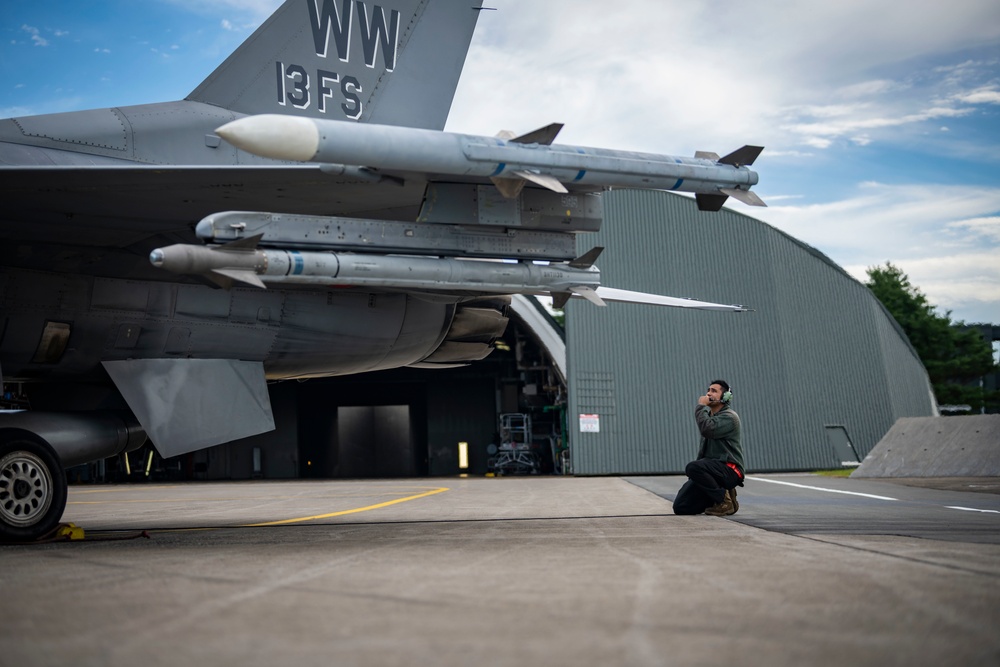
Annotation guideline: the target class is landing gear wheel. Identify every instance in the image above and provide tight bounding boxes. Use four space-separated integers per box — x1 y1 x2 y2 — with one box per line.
0 438 68 542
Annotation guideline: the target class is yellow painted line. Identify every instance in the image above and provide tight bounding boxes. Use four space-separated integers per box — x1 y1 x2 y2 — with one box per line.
67 489 443 506
69 485 182 495
246 486 450 526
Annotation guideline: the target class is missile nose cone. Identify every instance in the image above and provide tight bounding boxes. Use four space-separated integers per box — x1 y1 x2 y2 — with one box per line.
215 114 320 162
149 248 165 267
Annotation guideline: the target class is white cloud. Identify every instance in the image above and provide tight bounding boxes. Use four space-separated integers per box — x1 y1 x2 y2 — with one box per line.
876 255 1000 323
955 86 1000 104
21 25 48 47
843 256 1000 323
947 216 1000 241
839 80 901 97
219 19 257 32
759 183 1000 322
803 137 833 149
761 182 1000 252
781 105 975 147
452 0 1000 156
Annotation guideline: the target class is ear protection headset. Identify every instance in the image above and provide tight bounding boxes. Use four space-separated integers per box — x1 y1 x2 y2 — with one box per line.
708 380 733 404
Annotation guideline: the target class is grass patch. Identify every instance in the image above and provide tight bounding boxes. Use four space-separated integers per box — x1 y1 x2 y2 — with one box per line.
812 469 854 477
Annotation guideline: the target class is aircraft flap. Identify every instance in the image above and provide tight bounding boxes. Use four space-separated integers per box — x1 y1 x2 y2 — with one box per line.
102 359 275 458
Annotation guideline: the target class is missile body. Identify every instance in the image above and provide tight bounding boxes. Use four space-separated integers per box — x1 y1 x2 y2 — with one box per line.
215 115 763 201
194 210 581 261
149 243 601 296
149 243 748 310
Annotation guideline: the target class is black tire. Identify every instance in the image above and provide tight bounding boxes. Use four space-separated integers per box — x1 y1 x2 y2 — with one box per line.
0 438 68 542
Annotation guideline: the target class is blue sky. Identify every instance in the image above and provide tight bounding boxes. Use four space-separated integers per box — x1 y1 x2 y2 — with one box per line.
2 0 999 326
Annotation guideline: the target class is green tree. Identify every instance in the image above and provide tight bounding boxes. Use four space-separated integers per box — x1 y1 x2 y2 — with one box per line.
865 262 998 413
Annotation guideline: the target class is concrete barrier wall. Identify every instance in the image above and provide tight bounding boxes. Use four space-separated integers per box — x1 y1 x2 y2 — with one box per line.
852 414 1000 477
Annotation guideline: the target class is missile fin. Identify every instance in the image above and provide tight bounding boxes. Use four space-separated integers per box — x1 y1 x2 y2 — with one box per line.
204 273 234 290
510 123 564 146
696 193 728 212
720 188 767 207
718 145 764 167
212 268 267 289
552 292 572 309
572 286 607 307
511 170 568 193
219 233 264 250
569 246 604 269
490 176 526 199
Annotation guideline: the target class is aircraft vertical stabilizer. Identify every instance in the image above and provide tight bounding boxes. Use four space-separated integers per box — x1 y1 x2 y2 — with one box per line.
188 0 485 130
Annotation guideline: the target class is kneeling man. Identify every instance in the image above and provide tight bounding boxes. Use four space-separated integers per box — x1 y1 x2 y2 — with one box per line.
673 380 744 516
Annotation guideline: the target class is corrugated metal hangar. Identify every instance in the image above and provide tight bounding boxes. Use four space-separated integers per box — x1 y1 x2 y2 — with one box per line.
127 189 936 482
566 189 937 473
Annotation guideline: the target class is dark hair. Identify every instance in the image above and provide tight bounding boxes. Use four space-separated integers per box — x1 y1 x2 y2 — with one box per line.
711 379 730 392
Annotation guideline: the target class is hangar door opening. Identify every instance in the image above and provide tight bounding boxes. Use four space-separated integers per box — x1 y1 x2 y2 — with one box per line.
295 378 429 479
337 405 417 477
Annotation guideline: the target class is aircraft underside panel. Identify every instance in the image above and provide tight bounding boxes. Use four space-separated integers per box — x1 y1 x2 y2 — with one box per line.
0 268 460 383
0 266 516 457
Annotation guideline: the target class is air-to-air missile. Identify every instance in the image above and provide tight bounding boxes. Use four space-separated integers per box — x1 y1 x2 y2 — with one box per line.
149 239 748 311
214 115 765 211
150 239 600 295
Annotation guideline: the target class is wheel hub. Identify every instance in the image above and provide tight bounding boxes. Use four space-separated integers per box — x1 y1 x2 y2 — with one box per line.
0 451 53 527
14 478 31 500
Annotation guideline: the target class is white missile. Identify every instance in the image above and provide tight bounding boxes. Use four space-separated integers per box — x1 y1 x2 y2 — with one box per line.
215 115 765 211
150 240 602 296
149 241 749 311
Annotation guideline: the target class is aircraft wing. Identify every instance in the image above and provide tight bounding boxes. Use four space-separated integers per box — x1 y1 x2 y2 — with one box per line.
0 163 426 242
0 161 433 284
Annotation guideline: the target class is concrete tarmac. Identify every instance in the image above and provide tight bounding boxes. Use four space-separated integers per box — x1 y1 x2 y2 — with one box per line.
1 475 998 667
